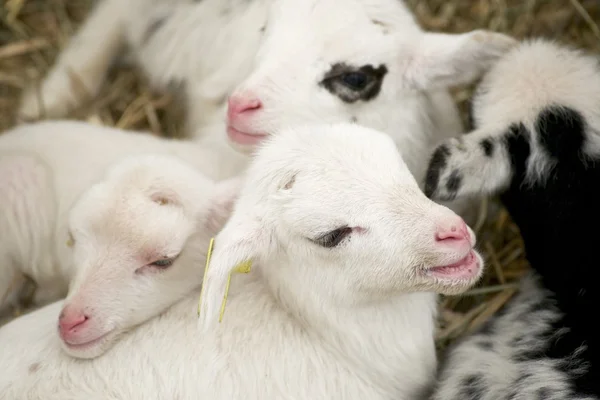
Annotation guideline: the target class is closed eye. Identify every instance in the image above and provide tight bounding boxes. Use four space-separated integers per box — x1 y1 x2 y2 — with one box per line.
149 256 177 269
135 254 181 275
311 227 353 248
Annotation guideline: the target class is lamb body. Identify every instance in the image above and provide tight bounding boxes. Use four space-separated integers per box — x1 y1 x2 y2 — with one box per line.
0 123 484 399
0 120 234 317
424 39 600 399
18 0 516 188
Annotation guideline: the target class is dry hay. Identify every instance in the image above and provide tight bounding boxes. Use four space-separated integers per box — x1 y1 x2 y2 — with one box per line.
1 0 599 351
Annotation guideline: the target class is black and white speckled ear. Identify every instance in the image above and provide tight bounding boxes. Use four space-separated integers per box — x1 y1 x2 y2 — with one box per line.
424 129 513 201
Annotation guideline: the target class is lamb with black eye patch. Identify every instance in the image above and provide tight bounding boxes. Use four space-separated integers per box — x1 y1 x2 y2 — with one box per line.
423 39 600 400
18 0 517 225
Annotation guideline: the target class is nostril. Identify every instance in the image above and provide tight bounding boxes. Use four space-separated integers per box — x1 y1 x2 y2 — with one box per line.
244 99 262 111
59 312 89 333
435 219 469 242
228 95 262 116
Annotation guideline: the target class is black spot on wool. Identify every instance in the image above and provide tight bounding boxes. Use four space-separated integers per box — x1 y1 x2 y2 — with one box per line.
536 106 586 163
445 169 463 196
536 387 551 400
424 145 450 198
476 339 494 351
498 105 600 396
459 374 487 400
480 138 494 157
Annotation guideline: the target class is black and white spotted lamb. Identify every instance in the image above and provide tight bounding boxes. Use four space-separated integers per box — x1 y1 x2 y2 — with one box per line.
424 39 600 400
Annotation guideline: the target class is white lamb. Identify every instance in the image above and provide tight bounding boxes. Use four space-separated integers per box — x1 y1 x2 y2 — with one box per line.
17 0 517 185
0 123 484 400
0 120 238 318
56 153 241 360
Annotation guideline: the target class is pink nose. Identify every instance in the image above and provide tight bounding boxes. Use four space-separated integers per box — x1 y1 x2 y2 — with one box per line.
435 218 469 243
58 307 89 338
227 94 262 122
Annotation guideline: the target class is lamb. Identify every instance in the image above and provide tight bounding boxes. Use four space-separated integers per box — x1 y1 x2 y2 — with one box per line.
423 39 600 399
17 0 517 186
0 123 485 400
0 120 238 318
56 153 241 360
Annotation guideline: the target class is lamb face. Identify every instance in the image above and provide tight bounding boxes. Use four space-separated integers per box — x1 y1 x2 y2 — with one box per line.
224 0 517 153
58 154 241 359
199 123 485 329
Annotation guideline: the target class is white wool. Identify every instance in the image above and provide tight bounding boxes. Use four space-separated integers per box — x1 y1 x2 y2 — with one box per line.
0 123 484 400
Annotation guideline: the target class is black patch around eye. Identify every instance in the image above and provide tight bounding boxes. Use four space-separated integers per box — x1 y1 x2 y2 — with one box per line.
312 227 352 248
536 105 586 162
424 145 451 198
319 63 388 104
342 73 369 90
480 138 495 157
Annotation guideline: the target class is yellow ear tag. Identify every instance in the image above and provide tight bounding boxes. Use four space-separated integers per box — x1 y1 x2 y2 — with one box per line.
197 238 253 323
218 259 252 323
197 238 215 317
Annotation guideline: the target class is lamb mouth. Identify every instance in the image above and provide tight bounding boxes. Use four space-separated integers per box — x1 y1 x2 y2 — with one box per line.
226 125 268 146
426 250 480 280
62 329 114 349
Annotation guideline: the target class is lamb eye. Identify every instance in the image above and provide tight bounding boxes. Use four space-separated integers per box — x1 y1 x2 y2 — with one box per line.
340 72 369 91
320 63 388 103
150 257 175 268
313 227 353 248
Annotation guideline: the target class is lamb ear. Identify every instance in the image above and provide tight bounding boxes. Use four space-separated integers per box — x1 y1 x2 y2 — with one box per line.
205 176 245 234
197 218 268 333
401 30 518 91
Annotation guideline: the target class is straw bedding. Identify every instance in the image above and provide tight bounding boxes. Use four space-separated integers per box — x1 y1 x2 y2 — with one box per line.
0 0 599 351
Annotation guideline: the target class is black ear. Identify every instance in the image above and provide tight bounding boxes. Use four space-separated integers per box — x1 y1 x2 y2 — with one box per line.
536 106 586 162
